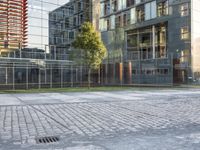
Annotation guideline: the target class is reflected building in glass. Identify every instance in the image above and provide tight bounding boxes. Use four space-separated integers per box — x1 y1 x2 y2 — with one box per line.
100 0 200 84
0 0 28 55
49 0 101 60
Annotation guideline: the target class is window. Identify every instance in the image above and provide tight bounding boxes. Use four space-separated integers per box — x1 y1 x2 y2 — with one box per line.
145 3 151 20
127 34 138 47
155 25 167 58
111 0 117 12
140 34 150 46
145 1 158 20
69 31 74 40
136 6 145 22
135 0 141 5
156 69 169 75
115 15 122 28
110 15 115 29
132 69 137 75
104 0 110 15
73 17 77 26
180 50 190 63
130 7 136 24
106 19 110 30
78 1 82 11
79 14 83 24
69 6 74 15
181 26 189 40
65 18 69 28
123 12 130 26
99 19 106 31
100 3 104 17
123 14 127 26
180 3 189 16
157 0 168 17
127 0 134 7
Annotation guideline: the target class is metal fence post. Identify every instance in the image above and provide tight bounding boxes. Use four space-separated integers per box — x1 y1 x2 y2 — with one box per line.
80 65 83 86
45 67 47 84
26 63 29 89
98 67 100 85
12 63 15 90
5 67 8 85
61 65 63 88
50 64 53 88
76 68 78 85
71 65 73 87
171 53 174 86
38 67 41 89
105 63 108 84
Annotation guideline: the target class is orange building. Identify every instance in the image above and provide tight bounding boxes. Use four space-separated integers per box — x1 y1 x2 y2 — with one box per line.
0 0 28 55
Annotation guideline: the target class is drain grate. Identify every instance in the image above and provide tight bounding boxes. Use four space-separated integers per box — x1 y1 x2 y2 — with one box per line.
36 136 60 144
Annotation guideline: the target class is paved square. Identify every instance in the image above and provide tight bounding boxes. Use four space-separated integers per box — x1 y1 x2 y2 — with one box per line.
0 89 200 149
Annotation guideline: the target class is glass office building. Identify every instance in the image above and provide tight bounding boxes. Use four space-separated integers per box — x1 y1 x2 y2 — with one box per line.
100 0 200 85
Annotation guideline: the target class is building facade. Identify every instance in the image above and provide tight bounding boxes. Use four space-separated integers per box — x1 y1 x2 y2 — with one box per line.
49 0 100 60
0 0 28 55
99 0 200 84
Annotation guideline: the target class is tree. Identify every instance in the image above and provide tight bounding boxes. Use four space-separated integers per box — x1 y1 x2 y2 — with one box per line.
72 22 107 88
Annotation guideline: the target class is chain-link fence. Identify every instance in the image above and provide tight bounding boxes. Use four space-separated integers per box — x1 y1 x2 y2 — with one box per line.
0 51 199 90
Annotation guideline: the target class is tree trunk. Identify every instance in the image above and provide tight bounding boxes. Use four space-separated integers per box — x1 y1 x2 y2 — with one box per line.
88 68 91 89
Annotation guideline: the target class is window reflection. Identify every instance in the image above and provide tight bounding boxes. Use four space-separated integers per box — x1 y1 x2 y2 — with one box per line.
127 23 167 60
27 0 68 49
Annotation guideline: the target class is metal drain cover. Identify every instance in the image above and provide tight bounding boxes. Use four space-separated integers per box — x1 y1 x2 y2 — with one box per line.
36 136 59 144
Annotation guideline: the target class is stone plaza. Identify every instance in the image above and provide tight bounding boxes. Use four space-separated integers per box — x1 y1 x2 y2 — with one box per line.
0 89 200 149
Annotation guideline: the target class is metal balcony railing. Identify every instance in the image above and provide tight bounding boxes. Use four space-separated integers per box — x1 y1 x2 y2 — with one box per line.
127 51 168 61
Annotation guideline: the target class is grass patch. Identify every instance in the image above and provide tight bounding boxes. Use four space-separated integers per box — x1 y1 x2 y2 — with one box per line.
0 86 173 94
0 85 197 94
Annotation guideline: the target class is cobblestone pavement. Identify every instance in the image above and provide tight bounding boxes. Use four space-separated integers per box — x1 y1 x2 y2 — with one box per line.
1 89 200 149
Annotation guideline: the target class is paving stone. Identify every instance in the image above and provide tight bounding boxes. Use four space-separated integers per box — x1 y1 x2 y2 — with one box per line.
1 89 200 149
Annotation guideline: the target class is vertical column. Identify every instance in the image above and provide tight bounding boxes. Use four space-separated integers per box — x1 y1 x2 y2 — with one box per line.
152 25 156 59
128 61 132 84
119 62 123 85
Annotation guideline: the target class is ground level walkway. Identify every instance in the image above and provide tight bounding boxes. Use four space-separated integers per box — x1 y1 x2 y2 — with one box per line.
0 89 200 149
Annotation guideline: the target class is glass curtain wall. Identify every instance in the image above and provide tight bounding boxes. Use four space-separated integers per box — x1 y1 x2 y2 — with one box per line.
28 0 69 51
0 0 91 90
